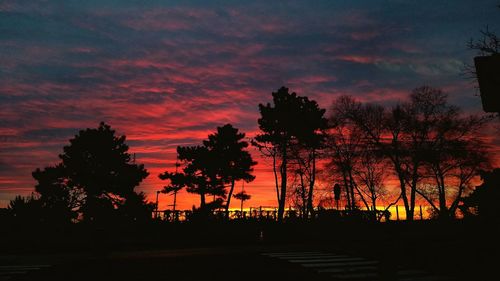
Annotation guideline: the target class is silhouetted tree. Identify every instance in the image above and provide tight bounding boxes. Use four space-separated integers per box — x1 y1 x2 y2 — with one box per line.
160 145 226 214
396 87 490 219
325 101 364 210
159 162 183 213
354 147 391 214
254 87 326 222
59 122 149 222
203 124 256 214
468 27 500 56
394 87 450 220
327 99 393 217
329 87 492 220
32 164 81 223
417 114 490 219
288 169 308 218
289 110 328 218
7 194 43 223
233 190 251 213
29 122 150 223
118 191 155 222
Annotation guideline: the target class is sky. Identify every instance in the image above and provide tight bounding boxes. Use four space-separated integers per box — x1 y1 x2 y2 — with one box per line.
1 0 499 210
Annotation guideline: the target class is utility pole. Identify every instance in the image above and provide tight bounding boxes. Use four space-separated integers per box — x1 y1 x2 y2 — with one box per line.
155 190 160 219
172 189 178 213
172 155 180 212
240 182 245 213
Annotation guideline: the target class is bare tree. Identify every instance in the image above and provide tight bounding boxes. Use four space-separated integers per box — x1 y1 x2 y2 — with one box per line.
417 114 491 218
327 87 489 221
468 27 500 56
353 147 390 213
327 96 387 212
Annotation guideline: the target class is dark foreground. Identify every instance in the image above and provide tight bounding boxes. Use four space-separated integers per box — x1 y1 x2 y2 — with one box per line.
1 219 498 281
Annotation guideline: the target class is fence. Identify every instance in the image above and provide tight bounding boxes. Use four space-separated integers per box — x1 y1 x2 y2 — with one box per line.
153 209 281 222
152 206 431 222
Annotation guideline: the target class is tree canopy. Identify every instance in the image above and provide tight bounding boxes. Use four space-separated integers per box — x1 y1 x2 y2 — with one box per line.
160 124 256 215
30 122 151 223
254 86 327 221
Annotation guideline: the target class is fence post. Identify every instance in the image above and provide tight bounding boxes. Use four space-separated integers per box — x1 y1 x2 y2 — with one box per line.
396 205 399 221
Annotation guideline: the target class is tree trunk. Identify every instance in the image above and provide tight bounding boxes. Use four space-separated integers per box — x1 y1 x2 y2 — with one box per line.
348 169 356 209
299 172 307 219
449 186 463 218
342 171 351 210
306 150 316 219
272 151 280 205
173 191 177 212
407 164 420 221
200 192 206 209
398 175 411 220
372 196 377 221
277 142 288 222
394 162 411 221
391 140 412 221
437 173 448 218
225 179 236 215
351 173 370 211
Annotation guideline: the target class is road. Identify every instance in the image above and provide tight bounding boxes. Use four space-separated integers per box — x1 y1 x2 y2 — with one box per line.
1 245 464 281
2 221 498 281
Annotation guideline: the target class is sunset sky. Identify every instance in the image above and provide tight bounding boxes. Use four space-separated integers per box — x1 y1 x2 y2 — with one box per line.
1 0 499 210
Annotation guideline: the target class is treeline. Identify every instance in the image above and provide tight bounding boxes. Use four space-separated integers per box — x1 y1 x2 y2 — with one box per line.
3 86 498 225
324 86 493 220
251 86 495 222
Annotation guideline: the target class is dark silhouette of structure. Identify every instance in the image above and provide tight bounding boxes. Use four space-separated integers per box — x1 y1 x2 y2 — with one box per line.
474 55 500 113
469 27 500 113
461 168 500 221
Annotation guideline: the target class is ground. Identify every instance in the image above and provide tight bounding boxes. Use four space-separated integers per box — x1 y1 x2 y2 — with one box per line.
1 220 498 281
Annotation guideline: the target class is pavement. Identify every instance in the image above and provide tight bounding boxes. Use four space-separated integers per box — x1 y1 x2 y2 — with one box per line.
0 244 464 281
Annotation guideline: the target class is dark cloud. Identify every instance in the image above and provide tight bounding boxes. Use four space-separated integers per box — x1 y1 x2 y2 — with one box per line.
21 127 79 140
1 0 499 207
